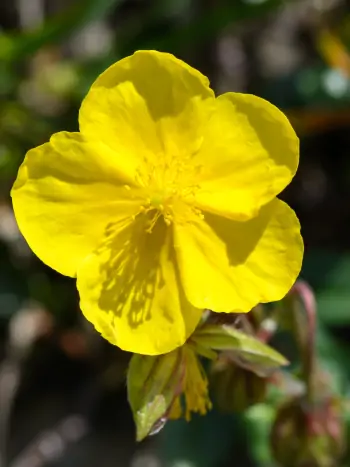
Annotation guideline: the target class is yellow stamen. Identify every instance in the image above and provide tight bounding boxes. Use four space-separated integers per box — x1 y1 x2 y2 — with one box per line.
169 345 212 421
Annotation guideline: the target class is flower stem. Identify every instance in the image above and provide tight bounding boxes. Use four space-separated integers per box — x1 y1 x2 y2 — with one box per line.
290 280 317 404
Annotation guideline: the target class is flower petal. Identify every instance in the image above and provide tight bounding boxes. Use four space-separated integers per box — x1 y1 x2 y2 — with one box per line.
194 93 299 220
79 50 215 164
174 199 303 312
77 215 202 355
11 132 143 277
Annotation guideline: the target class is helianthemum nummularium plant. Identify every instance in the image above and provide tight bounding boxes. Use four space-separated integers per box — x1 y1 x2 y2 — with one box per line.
11 50 303 356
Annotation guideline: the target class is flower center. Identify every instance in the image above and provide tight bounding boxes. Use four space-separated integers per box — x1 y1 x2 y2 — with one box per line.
138 154 203 230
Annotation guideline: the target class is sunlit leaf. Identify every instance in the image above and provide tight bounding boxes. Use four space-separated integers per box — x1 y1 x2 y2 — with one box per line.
192 324 288 376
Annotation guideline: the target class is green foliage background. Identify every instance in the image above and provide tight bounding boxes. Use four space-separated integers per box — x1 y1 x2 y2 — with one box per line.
1 0 350 466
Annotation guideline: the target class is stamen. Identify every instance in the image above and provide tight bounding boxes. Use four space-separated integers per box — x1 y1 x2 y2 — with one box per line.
168 346 212 421
135 152 204 230
146 210 161 233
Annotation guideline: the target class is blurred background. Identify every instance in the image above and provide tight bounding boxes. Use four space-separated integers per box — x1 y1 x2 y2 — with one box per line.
1 0 350 466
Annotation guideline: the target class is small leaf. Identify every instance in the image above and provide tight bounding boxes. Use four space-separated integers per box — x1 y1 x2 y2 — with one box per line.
127 349 184 441
192 324 288 376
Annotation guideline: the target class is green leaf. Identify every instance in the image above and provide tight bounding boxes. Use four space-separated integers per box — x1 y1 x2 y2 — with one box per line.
127 349 183 441
192 324 288 376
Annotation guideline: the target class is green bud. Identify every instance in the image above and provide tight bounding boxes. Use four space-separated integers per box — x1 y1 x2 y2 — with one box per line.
211 357 267 412
271 396 345 467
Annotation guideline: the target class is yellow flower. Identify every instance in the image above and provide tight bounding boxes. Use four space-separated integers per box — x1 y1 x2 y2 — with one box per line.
11 50 303 355
169 344 212 421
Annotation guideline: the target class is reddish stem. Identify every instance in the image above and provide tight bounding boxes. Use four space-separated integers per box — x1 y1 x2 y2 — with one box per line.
290 280 317 403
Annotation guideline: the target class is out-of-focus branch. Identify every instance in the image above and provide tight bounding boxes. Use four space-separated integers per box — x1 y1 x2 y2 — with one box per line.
9 415 90 467
0 359 21 467
0 304 53 467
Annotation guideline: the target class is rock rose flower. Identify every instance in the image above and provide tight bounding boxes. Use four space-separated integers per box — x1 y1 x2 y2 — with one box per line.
11 50 303 355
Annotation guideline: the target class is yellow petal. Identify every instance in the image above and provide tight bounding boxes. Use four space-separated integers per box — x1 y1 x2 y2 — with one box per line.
174 199 303 312
194 93 299 220
11 132 143 277
79 50 215 166
77 215 202 355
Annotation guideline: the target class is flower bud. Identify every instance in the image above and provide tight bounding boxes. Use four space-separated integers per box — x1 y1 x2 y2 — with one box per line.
271 396 345 467
210 357 267 413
